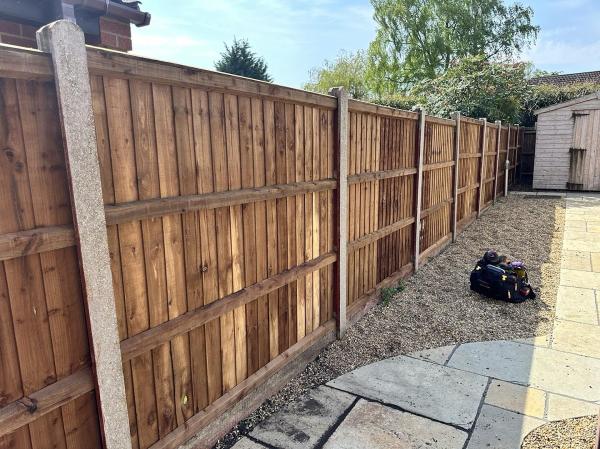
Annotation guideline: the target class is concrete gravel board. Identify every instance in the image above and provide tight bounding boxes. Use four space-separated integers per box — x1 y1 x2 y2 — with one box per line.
323 399 467 449
328 356 488 429
249 386 355 449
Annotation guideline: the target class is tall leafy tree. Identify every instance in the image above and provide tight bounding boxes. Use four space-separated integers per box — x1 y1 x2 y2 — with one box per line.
411 55 531 122
368 0 539 94
304 50 371 99
215 38 272 82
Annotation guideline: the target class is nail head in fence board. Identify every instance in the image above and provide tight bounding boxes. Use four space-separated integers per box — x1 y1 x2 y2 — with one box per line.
36 20 131 449
413 108 426 271
329 87 348 337
493 120 502 203
477 118 488 217
451 112 461 242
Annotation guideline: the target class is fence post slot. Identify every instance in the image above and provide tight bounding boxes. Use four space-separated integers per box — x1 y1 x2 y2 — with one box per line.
329 87 349 338
414 108 426 271
451 112 461 242
477 118 488 217
37 20 132 449
493 120 502 203
505 124 511 197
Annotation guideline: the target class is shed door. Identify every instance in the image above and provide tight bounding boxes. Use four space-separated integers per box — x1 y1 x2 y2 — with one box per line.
570 110 600 191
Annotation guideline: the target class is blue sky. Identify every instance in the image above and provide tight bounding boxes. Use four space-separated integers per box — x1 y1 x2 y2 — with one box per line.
131 0 600 88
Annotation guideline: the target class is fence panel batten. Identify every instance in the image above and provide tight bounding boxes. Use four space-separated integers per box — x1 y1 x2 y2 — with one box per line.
0 31 511 449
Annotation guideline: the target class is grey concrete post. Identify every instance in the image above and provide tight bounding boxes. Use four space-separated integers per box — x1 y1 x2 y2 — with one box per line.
505 124 511 197
493 120 502 203
37 20 132 449
477 118 488 217
451 112 461 242
329 87 348 338
414 108 426 271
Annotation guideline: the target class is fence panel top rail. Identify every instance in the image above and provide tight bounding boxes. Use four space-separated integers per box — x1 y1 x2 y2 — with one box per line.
85 46 338 108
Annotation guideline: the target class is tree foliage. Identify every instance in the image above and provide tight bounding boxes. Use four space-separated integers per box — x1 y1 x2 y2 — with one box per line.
215 38 272 82
521 82 600 126
304 50 371 99
368 0 539 93
411 56 531 122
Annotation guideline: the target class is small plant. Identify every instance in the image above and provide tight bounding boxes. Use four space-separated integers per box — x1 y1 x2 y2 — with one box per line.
380 280 406 306
380 287 396 306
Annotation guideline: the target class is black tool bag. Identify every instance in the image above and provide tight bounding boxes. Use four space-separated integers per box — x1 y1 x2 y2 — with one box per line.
470 252 536 303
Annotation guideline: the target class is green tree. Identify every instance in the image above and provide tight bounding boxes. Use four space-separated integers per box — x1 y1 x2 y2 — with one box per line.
411 55 531 122
521 82 600 126
215 38 272 82
368 0 539 93
304 50 371 99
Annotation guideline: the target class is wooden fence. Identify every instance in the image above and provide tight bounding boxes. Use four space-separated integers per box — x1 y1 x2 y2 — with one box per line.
0 23 516 449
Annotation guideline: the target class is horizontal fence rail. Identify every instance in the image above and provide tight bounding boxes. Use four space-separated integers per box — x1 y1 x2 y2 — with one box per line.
0 23 516 449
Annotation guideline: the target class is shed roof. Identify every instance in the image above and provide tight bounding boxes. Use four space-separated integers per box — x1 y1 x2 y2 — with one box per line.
530 70 600 86
534 91 600 116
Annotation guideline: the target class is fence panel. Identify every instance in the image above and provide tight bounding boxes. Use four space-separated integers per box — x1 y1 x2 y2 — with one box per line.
0 64 103 448
420 118 455 257
346 101 417 311
88 48 336 448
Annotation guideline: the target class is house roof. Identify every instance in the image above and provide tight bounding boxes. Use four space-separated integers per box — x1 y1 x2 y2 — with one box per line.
530 70 600 86
534 91 600 115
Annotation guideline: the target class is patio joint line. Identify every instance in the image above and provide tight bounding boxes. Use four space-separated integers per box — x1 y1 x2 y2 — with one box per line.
325 384 472 434
445 343 461 366
461 377 493 449
312 396 361 449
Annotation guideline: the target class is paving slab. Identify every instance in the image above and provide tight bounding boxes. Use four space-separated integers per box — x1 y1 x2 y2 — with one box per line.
513 335 550 347
551 319 600 358
561 250 592 271
447 340 600 401
564 231 600 243
466 405 545 449
323 399 467 449
592 253 600 272
555 286 598 325
562 239 600 252
231 439 267 449
249 386 355 449
484 380 546 419
408 345 456 365
546 394 600 421
564 220 587 231
560 268 600 289
328 356 488 429
587 224 600 233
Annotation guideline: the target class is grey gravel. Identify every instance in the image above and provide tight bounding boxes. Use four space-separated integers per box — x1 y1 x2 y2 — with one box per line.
215 195 566 448
522 415 599 449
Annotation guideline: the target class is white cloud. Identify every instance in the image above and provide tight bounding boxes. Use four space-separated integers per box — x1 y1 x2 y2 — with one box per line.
524 38 600 69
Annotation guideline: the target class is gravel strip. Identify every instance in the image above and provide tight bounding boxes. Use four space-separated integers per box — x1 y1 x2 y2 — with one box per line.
522 415 599 449
215 195 565 448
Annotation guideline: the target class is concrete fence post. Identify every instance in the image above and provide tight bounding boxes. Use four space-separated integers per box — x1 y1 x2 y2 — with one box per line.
37 20 132 449
493 120 502 203
451 112 461 242
329 87 349 338
413 108 426 271
505 124 511 197
477 118 488 217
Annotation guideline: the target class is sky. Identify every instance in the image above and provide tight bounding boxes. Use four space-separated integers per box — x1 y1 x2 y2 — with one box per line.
131 0 600 89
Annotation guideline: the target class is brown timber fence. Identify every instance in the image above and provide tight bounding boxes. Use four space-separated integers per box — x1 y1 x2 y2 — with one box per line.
0 21 517 449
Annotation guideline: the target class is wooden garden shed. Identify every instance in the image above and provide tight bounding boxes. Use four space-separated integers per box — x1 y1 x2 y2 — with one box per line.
533 92 600 191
